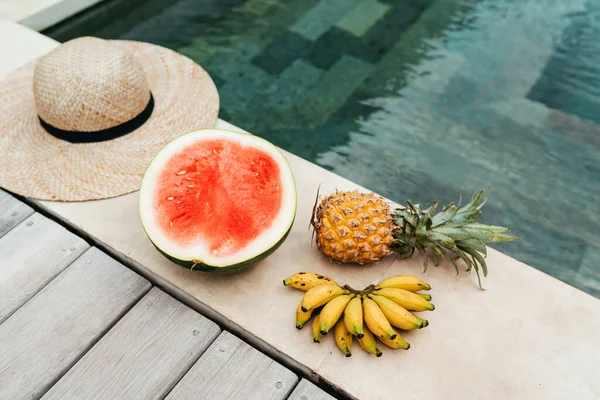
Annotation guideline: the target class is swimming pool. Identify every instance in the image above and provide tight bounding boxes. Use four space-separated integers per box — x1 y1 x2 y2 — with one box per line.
46 0 600 298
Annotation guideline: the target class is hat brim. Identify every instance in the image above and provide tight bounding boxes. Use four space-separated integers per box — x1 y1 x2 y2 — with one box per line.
0 40 220 201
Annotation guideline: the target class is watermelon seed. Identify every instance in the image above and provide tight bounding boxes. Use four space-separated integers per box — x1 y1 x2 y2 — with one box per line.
177 170 187 175
167 196 174 201
175 182 181 186
170 221 173 227
188 185 195 188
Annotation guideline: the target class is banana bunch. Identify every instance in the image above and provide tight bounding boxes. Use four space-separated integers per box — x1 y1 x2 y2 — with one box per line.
284 272 434 358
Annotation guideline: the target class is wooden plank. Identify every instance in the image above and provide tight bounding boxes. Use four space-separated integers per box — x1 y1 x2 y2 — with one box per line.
0 213 89 323
0 189 33 238
0 247 151 400
288 379 337 400
43 287 221 400
166 331 298 400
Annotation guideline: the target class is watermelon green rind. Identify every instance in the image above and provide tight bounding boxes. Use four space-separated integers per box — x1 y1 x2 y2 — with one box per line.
138 128 297 273
150 225 292 274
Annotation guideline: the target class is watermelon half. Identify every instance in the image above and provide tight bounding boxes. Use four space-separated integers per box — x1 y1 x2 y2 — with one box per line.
138 129 297 273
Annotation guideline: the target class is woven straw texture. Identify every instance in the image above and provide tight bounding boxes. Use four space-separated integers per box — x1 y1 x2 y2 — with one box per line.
33 37 151 132
0 38 219 202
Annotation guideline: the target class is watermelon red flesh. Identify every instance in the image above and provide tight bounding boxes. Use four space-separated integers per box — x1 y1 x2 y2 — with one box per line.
154 138 283 257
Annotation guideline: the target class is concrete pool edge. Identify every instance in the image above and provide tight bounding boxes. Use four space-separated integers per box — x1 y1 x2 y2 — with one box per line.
0 0 104 31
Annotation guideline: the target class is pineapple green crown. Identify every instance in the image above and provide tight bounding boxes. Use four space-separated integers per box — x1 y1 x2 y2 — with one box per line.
392 189 520 288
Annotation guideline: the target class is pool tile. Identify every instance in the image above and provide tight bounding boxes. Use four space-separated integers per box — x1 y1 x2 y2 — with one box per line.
336 0 391 37
256 0 321 30
306 0 434 70
211 63 272 115
360 0 434 54
253 59 324 111
492 98 600 152
328 89 380 123
305 27 357 69
251 30 313 75
548 107 600 151
43 0 181 42
289 0 362 41
242 0 282 16
353 0 470 98
120 0 245 49
491 216 587 290
573 244 600 297
527 2 600 126
291 55 374 125
178 38 219 64
258 121 358 163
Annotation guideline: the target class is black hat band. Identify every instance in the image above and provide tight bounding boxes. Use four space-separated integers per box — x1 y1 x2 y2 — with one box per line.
38 93 154 143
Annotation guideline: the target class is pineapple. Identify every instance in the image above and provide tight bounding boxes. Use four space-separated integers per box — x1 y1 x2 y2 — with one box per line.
311 189 519 287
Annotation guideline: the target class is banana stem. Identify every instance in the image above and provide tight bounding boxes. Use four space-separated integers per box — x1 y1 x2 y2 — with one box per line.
342 284 376 296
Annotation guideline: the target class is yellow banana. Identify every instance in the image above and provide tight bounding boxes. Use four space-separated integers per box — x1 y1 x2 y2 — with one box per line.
357 326 382 357
369 294 427 330
312 314 322 342
283 272 335 291
417 293 432 301
376 275 431 292
343 296 365 338
301 282 347 312
334 319 352 357
373 288 435 312
378 327 410 350
319 294 354 335
296 302 313 329
362 296 397 340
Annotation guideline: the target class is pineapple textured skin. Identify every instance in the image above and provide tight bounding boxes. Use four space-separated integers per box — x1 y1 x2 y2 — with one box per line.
313 190 395 264
311 188 520 289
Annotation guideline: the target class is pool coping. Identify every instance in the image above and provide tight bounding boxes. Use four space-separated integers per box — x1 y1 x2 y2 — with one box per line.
0 0 103 31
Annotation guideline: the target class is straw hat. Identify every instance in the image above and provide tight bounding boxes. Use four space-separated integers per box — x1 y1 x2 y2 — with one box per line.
0 36 219 201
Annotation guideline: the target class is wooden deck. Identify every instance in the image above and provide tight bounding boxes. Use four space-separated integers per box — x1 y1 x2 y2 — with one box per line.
0 189 336 400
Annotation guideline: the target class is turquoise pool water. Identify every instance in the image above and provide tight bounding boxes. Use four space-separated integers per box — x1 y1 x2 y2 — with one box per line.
46 0 600 298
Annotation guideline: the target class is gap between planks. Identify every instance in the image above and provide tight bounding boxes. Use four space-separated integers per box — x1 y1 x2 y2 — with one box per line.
165 331 298 400
0 247 151 400
0 212 89 323
0 189 34 238
288 379 338 400
42 287 221 400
